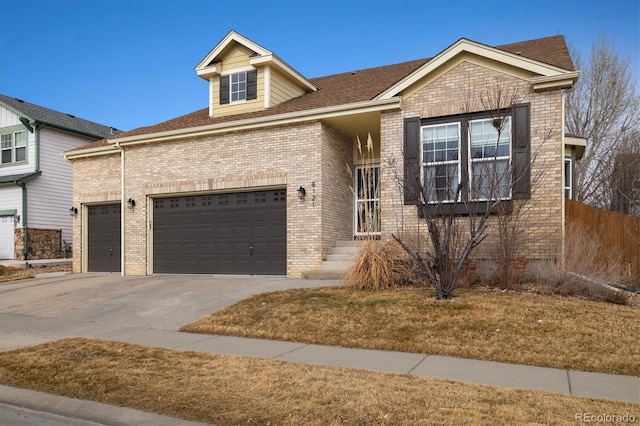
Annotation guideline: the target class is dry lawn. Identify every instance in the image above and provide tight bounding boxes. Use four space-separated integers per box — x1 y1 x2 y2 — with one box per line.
0 338 637 426
0 264 71 283
182 287 640 376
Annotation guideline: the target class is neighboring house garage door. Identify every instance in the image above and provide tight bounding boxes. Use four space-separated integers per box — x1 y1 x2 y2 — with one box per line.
87 204 121 272
153 190 286 275
0 215 15 259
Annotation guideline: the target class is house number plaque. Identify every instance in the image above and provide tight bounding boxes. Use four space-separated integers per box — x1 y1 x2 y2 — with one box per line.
311 181 316 207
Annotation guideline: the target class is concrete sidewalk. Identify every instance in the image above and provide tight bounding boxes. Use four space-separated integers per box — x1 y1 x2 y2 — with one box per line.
93 328 640 403
1 333 638 426
0 273 638 424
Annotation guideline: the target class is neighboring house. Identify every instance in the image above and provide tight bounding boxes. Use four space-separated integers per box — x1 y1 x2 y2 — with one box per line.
65 31 584 276
0 94 119 260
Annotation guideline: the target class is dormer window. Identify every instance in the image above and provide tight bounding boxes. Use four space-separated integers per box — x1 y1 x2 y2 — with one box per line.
230 72 247 102
220 70 258 105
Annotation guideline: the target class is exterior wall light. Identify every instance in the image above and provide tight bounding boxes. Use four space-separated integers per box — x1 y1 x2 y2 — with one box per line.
127 198 136 209
69 207 78 217
297 186 306 199
14 215 20 224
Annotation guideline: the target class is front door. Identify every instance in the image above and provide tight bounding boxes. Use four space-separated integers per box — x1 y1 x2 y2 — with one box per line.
354 164 381 237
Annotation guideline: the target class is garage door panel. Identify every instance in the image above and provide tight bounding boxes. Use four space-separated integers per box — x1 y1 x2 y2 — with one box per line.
87 204 121 272
153 190 286 274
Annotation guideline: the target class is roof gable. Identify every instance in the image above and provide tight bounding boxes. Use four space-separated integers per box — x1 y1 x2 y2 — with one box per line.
195 31 317 93
67 34 577 157
196 31 271 71
376 36 578 100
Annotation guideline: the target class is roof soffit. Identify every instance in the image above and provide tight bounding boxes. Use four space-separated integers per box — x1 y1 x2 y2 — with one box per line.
375 38 578 100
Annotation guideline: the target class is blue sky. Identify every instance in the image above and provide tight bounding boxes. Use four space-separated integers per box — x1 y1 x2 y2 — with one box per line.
1 0 638 131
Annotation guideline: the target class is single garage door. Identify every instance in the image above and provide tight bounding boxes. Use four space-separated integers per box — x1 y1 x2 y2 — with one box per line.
153 190 286 275
87 204 121 272
0 215 15 259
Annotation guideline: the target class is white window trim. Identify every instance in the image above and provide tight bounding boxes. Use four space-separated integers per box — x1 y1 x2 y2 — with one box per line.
421 122 461 204
467 117 512 202
564 158 573 199
229 71 247 104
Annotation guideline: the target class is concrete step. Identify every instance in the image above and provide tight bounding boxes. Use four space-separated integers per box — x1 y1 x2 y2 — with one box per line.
326 253 358 262
302 270 344 280
302 240 370 279
321 260 354 271
335 239 379 247
331 246 362 255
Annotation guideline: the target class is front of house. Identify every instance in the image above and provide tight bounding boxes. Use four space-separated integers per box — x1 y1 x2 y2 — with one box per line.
65 31 581 276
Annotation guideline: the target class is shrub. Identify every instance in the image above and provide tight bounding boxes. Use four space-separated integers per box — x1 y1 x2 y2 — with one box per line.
564 223 625 285
457 259 480 288
528 261 630 306
344 240 415 290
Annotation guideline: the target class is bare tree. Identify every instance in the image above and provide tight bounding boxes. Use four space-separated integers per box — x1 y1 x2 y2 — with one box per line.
565 35 640 212
391 84 534 298
610 129 640 216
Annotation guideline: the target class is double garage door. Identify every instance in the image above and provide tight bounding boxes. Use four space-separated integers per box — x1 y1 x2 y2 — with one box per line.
87 190 286 275
153 190 286 274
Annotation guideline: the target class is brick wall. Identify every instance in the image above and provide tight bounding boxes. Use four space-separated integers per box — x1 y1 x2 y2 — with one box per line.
381 61 564 262
71 121 354 276
320 124 354 256
71 154 121 273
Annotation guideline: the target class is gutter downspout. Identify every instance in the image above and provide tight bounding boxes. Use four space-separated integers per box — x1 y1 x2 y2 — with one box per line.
16 182 28 263
16 118 38 263
115 141 125 276
34 123 41 172
560 90 567 272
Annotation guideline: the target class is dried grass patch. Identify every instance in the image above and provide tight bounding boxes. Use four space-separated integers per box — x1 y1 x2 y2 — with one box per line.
0 338 637 425
182 287 640 376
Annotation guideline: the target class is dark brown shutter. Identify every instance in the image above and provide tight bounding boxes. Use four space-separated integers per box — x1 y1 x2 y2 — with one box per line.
247 70 257 100
219 75 230 104
404 117 421 205
512 103 531 200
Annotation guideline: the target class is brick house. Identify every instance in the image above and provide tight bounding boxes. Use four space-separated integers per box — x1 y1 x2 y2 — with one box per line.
65 31 582 276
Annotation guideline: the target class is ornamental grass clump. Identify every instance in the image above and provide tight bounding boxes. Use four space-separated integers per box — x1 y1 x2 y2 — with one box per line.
344 240 415 290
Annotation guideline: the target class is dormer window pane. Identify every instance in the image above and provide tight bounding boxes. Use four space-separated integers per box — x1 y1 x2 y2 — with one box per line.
230 72 247 102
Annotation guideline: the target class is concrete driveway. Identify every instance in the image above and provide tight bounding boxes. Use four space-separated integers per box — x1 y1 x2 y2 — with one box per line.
0 273 336 352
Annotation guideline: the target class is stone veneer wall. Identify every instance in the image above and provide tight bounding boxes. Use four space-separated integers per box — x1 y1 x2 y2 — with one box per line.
71 120 355 276
380 61 564 262
14 227 62 260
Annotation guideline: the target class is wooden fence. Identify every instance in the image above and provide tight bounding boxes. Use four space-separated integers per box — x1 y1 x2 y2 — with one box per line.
565 200 640 283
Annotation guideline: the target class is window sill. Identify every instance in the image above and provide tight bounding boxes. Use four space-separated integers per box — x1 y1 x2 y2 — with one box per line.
416 200 514 217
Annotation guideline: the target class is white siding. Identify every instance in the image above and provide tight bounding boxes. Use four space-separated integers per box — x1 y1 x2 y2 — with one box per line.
28 128 94 243
0 186 22 218
0 104 36 177
0 104 21 127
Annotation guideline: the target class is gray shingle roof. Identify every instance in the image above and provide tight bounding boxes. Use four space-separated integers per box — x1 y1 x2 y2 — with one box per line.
0 94 121 139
